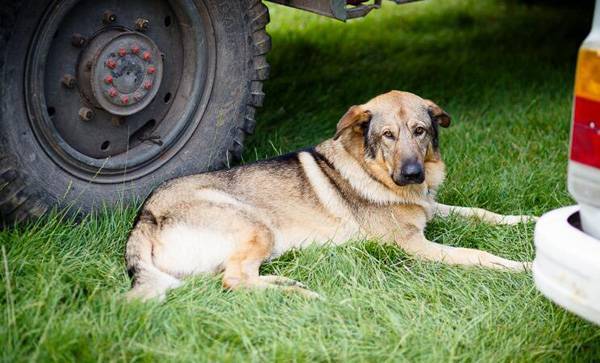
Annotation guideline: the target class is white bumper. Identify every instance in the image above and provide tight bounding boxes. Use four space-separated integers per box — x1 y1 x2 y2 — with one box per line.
533 205 600 325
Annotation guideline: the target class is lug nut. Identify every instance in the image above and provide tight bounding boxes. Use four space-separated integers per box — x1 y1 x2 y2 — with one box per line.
108 88 118 97
61 74 76 89
105 59 117 69
135 18 149 32
79 107 94 121
118 48 127 57
134 92 143 101
143 81 153 90
121 95 129 104
103 10 116 24
104 75 113 84
71 33 87 48
147 66 156 74
142 51 151 61
131 44 140 54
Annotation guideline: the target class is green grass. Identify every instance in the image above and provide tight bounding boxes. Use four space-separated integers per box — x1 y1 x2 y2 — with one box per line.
3 0 600 361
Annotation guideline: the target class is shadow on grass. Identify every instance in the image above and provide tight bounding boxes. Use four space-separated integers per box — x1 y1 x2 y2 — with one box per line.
250 1 592 146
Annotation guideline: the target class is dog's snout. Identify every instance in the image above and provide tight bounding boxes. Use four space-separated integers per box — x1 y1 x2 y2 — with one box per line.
402 162 423 178
394 161 424 186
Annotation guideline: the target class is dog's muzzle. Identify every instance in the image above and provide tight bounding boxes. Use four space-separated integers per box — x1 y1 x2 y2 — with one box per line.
394 161 425 186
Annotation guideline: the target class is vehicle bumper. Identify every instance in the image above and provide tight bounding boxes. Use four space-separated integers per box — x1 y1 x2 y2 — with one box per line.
533 205 600 325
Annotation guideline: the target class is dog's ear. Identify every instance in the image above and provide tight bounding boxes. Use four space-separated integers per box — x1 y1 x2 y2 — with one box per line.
424 99 451 128
334 105 372 140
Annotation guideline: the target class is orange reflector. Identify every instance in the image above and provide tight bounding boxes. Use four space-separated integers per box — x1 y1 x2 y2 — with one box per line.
575 48 600 102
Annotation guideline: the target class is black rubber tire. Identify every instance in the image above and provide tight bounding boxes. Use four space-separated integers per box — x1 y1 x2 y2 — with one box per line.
0 0 270 224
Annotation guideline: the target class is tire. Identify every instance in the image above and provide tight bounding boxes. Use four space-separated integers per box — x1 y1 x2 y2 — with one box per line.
0 0 271 224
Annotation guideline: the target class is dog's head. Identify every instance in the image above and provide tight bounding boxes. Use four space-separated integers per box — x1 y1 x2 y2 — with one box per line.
334 91 450 186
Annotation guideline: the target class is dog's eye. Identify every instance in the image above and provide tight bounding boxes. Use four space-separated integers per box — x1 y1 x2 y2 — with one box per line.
414 127 426 136
382 130 394 139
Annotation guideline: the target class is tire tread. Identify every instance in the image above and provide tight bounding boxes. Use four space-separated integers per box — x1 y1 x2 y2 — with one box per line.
226 0 271 162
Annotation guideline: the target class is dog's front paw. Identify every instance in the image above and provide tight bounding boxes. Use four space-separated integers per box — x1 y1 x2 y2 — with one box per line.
492 260 532 272
500 215 539 225
522 261 533 271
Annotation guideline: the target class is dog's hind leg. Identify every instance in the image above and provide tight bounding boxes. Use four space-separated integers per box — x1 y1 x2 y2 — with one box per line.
125 222 182 302
126 265 182 302
398 231 531 271
433 203 538 225
222 230 320 298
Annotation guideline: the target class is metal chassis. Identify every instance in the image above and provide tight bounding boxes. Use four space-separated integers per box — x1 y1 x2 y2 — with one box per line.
266 0 421 21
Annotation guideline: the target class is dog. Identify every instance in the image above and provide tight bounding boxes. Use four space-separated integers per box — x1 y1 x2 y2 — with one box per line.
125 91 535 301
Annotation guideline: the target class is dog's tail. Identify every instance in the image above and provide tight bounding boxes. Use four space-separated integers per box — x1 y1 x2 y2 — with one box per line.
125 211 181 302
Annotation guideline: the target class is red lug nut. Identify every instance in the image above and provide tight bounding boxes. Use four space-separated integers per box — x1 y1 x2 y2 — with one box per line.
131 45 140 54
143 81 153 90
105 59 117 69
147 66 156 74
104 75 113 84
108 88 118 97
118 48 127 57
121 95 129 104
142 51 151 61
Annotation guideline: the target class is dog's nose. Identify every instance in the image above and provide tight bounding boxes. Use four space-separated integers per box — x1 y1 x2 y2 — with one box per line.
401 162 424 182
396 162 424 185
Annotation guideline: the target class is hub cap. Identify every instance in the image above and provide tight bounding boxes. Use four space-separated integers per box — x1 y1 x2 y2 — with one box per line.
78 31 164 116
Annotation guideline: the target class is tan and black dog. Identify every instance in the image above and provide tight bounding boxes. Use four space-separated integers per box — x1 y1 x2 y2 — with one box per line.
125 91 535 301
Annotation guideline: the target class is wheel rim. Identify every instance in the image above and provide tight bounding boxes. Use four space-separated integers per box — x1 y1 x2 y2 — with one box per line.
25 0 215 183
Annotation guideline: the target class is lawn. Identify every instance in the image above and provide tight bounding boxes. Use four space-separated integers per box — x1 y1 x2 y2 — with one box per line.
2 0 600 361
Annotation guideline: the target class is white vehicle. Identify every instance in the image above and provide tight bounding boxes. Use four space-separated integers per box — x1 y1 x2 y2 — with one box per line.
533 0 600 326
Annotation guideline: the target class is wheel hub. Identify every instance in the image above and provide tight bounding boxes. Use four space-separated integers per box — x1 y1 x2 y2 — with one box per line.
78 30 163 116
26 0 212 181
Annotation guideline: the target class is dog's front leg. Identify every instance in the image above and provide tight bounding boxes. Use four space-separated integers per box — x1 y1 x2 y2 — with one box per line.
397 231 530 271
433 203 538 225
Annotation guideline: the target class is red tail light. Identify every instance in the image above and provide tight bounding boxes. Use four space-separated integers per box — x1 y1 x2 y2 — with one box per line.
571 49 600 169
